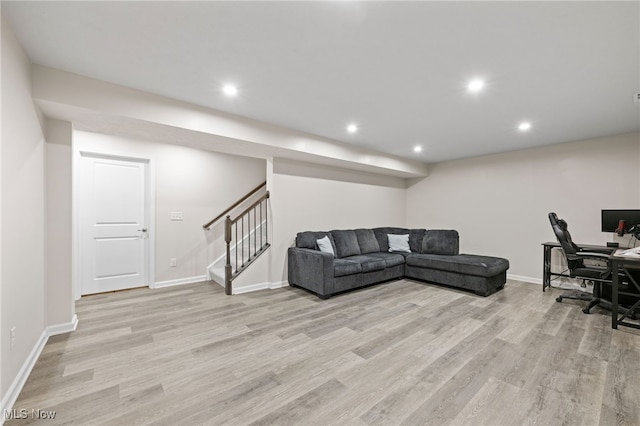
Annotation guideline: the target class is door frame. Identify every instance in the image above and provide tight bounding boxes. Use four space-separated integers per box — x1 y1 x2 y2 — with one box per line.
73 149 156 300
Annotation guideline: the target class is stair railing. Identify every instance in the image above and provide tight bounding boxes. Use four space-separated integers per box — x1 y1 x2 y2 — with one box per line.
202 181 270 295
224 192 270 295
202 181 266 231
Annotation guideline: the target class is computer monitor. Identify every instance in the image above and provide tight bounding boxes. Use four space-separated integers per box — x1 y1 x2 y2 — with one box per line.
601 209 640 233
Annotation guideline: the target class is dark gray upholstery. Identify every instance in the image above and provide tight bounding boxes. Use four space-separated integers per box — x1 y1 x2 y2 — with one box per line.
410 229 426 253
287 248 334 297
405 254 508 277
333 259 362 277
331 230 362 258
422 230 459 255
405 265 506 297
342 255 386 272
355 229 381 254
366 252 406 268
289 227 509 299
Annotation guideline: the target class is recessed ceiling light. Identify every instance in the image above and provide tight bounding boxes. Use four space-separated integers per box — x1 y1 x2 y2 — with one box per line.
347 124 358 134
413 146 423 153
222 84 238 97
518 122 532 131
467 79 485 93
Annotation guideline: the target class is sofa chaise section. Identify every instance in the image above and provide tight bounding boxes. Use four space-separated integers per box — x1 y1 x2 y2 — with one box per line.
405 254 508 297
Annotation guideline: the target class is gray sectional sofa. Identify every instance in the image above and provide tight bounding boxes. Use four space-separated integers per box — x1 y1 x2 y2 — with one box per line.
287 227 509 299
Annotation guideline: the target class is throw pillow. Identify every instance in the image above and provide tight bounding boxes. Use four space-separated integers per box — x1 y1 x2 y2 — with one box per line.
316 236 335 257
388 234 411 253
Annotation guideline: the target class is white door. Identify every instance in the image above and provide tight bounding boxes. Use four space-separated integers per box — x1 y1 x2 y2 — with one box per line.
79 153 150 295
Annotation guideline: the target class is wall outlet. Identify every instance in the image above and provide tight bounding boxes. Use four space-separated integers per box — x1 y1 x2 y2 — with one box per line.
10 326 16 351
170 211 183 221
170 258 177 267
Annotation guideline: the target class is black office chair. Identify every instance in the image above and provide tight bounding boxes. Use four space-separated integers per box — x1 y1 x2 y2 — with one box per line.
548 212 616 314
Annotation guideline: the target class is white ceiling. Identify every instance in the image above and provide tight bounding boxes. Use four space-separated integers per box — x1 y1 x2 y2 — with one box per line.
3 1 640 163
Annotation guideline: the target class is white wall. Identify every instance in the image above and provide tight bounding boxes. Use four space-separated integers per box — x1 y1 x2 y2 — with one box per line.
45 119 74 327
73 131 266 285
258 158 407 287
1 15 46 407
406 132 640 282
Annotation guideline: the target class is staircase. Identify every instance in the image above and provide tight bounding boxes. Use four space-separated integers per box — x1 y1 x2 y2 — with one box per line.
208 220 269 285
203 182 270 295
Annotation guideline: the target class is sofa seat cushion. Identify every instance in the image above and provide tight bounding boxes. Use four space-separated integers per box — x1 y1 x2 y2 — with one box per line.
342 255 387 273
334 259 363 277
366 252 406 268
406 254 509 277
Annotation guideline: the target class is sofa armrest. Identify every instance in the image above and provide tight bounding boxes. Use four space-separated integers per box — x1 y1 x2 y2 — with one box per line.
287 247 335 296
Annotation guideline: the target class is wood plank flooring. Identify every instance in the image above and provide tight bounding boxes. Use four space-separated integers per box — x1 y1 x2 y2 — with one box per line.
6 279 640 425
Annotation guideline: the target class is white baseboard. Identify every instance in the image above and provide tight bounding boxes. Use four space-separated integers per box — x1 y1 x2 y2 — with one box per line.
47 314 78 336
152 275 208 289
507 273 541 285
232 280 289 295
269 281 288 289
1 330 47 423
1 314 79 424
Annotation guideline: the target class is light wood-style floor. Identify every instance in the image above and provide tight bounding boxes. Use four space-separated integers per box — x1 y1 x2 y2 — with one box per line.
7 279 640 425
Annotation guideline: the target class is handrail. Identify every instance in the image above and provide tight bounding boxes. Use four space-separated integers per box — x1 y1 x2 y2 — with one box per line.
203 181 266 230
230 192 270 225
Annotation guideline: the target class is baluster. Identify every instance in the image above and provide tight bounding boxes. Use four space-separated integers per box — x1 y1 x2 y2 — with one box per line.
265 196 269 245
235 221 238 274
260 199 263 249
249 209 252 259
241 214 245 267
253 206 257 255
224 215 232 295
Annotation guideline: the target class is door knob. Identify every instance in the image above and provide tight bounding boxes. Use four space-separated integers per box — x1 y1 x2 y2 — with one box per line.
137 228 148 232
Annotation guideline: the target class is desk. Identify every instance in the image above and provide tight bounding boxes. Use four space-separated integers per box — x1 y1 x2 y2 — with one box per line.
610 252 640 330
542 242 614 292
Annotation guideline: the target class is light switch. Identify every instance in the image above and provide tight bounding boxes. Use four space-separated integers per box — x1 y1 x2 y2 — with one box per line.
170 211 183 221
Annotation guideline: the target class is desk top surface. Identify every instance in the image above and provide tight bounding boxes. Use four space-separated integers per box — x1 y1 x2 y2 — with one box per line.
542 241 615 250
611 249 640 262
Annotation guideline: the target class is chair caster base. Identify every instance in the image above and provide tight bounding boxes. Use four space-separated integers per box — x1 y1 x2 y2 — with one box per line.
582 307 591 314
556 297 563 303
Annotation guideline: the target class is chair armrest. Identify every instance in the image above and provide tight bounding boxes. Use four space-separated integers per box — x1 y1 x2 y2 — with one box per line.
572 251 612 261
287 247 335 296
578 246 615 255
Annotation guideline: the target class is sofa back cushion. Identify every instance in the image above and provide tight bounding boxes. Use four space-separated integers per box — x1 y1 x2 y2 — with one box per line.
355 229 380 254
296 231 337 256
409 229 426 253
373 227 410 252
331 230 362 258
422 230 459 255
